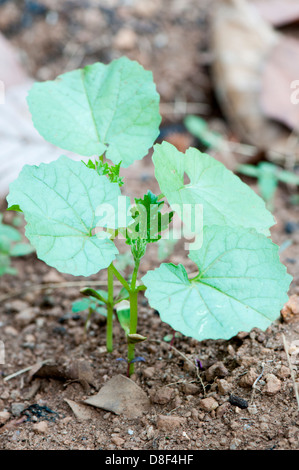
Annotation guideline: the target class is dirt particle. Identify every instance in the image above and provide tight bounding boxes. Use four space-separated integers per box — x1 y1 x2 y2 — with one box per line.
239 368 258 388
264 374 281 396
156 415 186 431
15 308 37 327
276 365 291 379
0 411 11 424
113 28 137 50
216 402 231 418
111 434 125 447
142 367 156 379
32 421 48 434
205 361 229 382
11 403 27 417
181 383 200 395
199 397 219 412
217 379 231 395
4 325 18 336
150 387 175 405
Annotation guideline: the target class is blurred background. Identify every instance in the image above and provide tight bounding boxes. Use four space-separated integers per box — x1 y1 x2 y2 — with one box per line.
0 0 299 196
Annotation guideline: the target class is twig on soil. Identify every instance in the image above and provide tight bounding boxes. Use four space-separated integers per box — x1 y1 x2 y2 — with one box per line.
282 333 299 412
250 362 265 404
3 359 51 382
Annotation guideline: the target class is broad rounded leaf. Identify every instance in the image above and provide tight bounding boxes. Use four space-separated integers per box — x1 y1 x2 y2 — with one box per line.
142 225 292 341
27 57 161 167
6 156 129 276
152 142 275 235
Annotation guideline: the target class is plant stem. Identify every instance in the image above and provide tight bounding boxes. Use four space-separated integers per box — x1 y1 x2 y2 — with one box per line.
110 264 131 292
127 258 140 375
131 259 140 291
109 261 145 376
106 264 114 353
128 289 138 376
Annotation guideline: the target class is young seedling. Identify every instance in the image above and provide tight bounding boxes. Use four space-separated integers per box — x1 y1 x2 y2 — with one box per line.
237 161 299 210
7 57 292 376
71 290 107 332
0 213 34 276
184 115 257 157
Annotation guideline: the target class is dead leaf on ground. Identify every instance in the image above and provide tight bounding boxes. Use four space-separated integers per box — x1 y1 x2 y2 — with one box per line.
261 36 299 133
0 33 28 89
211 0 299 163
0 33 87 198
29 360 95 390
64 399 100 422
252 0 299 27
84 374 150 419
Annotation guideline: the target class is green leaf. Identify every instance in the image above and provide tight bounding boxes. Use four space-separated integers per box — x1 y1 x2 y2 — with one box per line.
72 298 95 313
27 57 161 167
6 156 129 276
116 300 131 335
10 243 35 257
127 190 174 244
7 204 23 213
0 222 21 242
184 115 222 148
152 142 275 235
0 253 11 276
84 160 124 186
142 225 292 341
72 297 107 316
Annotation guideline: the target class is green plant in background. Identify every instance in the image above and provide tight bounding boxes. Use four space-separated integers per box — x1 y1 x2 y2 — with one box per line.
71 290 107 332
184 115 299 209
184 115 256 156
237 162 299 209
7 57 292 376
0 214 34 276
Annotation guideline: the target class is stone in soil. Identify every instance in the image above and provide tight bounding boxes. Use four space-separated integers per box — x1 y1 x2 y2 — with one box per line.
150 387 175 405
156 415 186 431
199 397 219 412
264 374 281 395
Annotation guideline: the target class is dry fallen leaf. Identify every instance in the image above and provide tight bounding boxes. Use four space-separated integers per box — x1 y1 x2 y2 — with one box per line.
64 399 100 422
84 374 150 419
251 0 299 27
261 36 299 133
29 360 95 390
0 33 86 198
211 0 299 163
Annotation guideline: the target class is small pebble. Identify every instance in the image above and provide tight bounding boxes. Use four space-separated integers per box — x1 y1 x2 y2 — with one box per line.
199 397 218 412
32 421 48 434
11 402 26 417
0 411 11 424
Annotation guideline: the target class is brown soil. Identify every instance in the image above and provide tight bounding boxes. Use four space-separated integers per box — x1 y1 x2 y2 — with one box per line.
1 0 299 451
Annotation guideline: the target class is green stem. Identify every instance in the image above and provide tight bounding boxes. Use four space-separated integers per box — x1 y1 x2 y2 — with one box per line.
106 264 114 353
80 287 108 304
128 289 138 376
131 259 140 291
128 258 140 375
110 264 131 292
